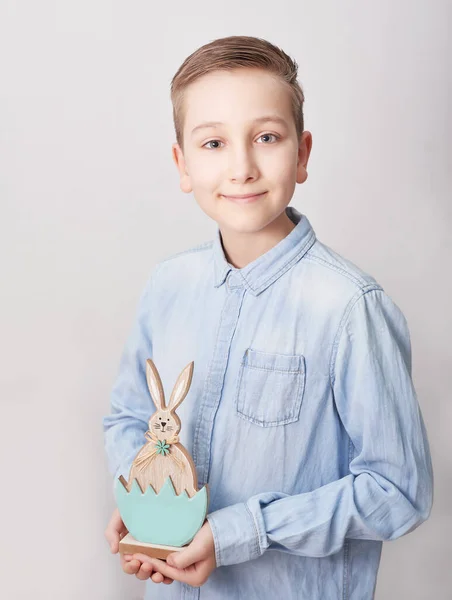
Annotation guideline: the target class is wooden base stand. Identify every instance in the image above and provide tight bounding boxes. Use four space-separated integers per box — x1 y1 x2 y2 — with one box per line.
119 533 185 560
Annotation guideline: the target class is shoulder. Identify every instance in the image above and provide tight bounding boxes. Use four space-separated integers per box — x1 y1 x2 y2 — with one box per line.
297 237 408 328
159 240 214 264
304 239 409 339
147 239 214 289
299 237 387 313
301 239 411 374
304 238 381 293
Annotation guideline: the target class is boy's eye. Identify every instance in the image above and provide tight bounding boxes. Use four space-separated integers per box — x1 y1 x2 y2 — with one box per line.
202 133 279 150
203 140 223 149
257 133 279 144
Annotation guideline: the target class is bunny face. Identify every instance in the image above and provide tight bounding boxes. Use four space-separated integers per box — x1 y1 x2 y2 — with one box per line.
149 409 181 441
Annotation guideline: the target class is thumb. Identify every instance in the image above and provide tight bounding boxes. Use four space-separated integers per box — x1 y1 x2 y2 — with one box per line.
167 540 205 569
105 508 125 553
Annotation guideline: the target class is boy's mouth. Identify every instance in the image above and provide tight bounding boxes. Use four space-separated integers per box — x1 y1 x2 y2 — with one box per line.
222 192 267 204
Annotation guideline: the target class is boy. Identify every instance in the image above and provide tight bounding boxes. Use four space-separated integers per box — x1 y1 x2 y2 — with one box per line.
103 36 433 599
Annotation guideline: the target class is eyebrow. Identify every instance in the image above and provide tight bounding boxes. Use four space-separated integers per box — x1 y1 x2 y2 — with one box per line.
190 115 289 137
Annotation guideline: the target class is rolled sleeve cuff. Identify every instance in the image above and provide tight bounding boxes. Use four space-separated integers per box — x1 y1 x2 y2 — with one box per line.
206 502 263 567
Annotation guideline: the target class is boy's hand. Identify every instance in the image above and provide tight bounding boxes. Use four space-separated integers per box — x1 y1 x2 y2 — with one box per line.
132 521 216 588
104 508 173 584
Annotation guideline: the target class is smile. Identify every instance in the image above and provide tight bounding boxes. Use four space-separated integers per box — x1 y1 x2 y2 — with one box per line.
222 192 267 204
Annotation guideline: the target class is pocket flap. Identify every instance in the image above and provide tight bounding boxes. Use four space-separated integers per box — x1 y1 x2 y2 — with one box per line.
244 348 304 373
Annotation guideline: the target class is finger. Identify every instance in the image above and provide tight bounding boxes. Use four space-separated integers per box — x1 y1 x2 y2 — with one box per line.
151 572 174 584
105 508 126 553
122 559 141 575
136 562 153 581
133 554 188 584
120 554 133 568
166 547 200 569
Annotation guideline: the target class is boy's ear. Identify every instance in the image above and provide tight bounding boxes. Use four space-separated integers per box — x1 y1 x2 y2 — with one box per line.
296 131 313 184
172 143 192 193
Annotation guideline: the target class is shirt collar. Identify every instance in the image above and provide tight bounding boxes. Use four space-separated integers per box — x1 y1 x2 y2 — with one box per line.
212 206 316 296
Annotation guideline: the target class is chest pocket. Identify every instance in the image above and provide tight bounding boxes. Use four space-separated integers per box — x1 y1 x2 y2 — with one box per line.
234 348 306 427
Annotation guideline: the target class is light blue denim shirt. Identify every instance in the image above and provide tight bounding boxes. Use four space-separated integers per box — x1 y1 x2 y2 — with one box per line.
103 206 433 600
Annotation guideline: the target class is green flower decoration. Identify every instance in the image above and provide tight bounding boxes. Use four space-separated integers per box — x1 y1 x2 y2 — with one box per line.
155 439 170 456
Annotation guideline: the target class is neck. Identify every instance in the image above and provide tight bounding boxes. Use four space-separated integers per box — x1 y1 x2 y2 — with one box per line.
220 210 296 269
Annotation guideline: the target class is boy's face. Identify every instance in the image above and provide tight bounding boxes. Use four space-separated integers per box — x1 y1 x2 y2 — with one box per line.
172 68 312 236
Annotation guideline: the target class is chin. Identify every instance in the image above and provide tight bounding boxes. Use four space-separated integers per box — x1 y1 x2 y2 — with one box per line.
198 196 286 233
219 213 275 234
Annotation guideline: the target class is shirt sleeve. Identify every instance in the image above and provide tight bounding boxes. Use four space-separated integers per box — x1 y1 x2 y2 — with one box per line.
102 267 159 484
206 288 434 567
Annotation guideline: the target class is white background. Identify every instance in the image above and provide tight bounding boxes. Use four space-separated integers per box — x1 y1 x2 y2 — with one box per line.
0 1 450 598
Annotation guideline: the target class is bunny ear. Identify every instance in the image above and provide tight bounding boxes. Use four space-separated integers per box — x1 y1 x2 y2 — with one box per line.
168 361 194 412
146 359 166 410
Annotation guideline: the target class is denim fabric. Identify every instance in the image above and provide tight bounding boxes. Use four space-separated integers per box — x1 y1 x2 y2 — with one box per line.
103 206 433 600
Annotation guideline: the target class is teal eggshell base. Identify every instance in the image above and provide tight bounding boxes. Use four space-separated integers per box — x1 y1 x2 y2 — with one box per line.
115 477 208 547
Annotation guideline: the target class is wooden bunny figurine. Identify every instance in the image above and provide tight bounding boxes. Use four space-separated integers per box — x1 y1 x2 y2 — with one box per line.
122 358 199 498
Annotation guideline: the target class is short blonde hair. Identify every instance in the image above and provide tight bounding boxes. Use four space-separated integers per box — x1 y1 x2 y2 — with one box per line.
170 35 305 150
